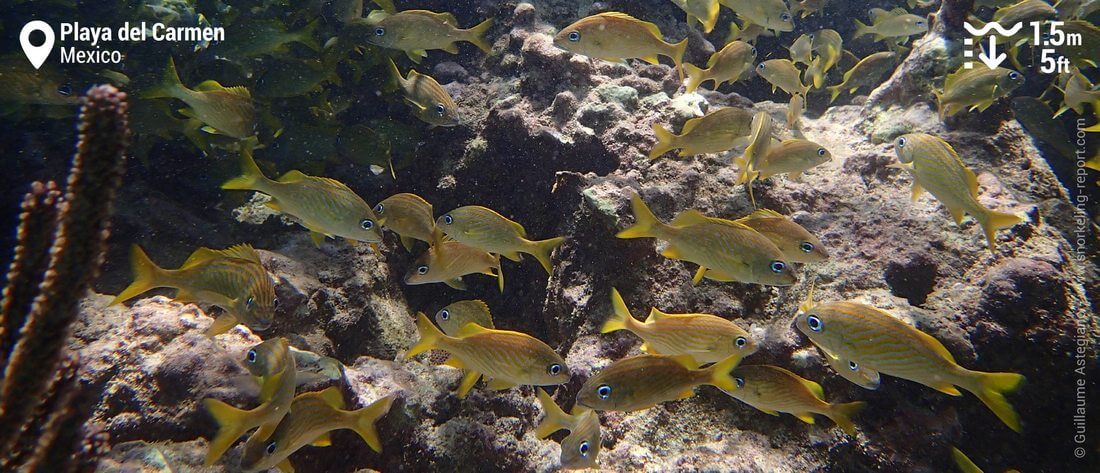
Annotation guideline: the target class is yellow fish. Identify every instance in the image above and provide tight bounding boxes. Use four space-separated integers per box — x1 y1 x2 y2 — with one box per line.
364 10 493 62
142 57 254 139
374 192 435 251
576 354 740 412
111 244 276 336
719 0 795 33
827 51 897 103
789 34 814 65
222 147 385 246
240 386 394 472
787 92 805 131
756 59 809 96
1054 68 1100 117
724 364 865 434
794 288 1026 432
890 133 1024 251
603 288 757 363
435 299 495 336
733 111 775 206
387 59 460 127
617 194 797 286
650 106 755 159
791 0 829 18
554 12 688 80
725 18 770 44
203 338 295 465
935 66 1025 118
670 0 721 33
735 209 829 263
749 138 832 182
404 235 503 291
683 41 757 93
436 206 565 275
406 312 570 398
853 11 928 43
535 389 602 470
807 29 843 88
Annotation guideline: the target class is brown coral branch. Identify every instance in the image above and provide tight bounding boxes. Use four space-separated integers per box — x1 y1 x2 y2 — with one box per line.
0 85 129 470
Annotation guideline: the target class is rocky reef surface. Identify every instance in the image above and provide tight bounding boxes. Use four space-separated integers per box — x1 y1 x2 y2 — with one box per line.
71 1 1098 472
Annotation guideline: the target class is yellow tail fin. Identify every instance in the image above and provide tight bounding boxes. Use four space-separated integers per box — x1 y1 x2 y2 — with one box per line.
650 124 678 160
825 401 866 436
350 394 395 453
535 389 573 439
852 19 871 40
965 370 1025 433
978 210 1024 252
827 85 842 103
141 57 185 100
528 236 565 275
616 194 665 239
601 288 638 333
465 18 494 53
950 446 984 473
110 245 168 305
406 312 445 359
683 64 707 94
706 354 742 392
668 38 688 81
202 398 252 465
221 147 271 192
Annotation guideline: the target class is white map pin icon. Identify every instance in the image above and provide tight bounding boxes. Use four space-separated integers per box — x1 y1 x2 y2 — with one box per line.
20 21 55 70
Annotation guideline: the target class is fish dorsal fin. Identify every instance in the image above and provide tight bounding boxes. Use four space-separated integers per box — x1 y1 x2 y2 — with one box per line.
365 10 390 24
314 386 346 409
508 219 527 238
278 170 310 183
194 80 226 92
416 10 457 25
670 209 712 227
913 328 957 364
596 12 661 37
645 308 668 323
221 85 252 99
798 280 817 313
745 208 784 220
182 247 224 267
680 116 705 135
670 354 698 369
455 322 491 338
218 244 262 264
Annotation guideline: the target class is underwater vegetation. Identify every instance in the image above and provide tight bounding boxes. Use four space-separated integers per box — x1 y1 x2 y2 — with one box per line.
0 0 1098 472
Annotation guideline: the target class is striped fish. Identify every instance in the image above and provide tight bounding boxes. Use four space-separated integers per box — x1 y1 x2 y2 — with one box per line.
222 147 385 247
437 205 565 274
387 59 461 127
602 288 757 363
403 237 503 292
794 287 1026 432
240 386 394 472
890 133 1024 252
723 364 865 434
110 244 276 335
617 194 797 286
435 299 495 336
375 192 435 251
736 209 829 263
406 312 570 398
536 389 602 470
576 353 740 412
649 106 755 159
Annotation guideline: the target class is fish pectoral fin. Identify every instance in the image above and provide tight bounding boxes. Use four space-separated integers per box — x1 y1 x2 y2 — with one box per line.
399 235 416 252
309 231 327 247
501 251 523 262
205 313 239 337
661 245 685 260
639 342 659 354
692 266 707 285
794 413 817 424
456 370 482 398
947 206 966 225
405 50 426 63
639 55 661 65
910 182 924 202
485 378 517 391
676 389 695 400
445 278 468 290
276 458 295 473
788 171 803 181
443 356 466 369
760 408 781 416
310 432 333 447
935 383 963 396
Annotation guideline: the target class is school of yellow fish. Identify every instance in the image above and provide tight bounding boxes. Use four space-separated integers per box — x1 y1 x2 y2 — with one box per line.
101 0 1100 470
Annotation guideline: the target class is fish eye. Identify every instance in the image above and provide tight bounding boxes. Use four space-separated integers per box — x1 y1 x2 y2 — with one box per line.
735 336 747 348
374 27 385 36
808 34 815 40
374 203 384 214
799 242 815 253
568 31 581 42
443 214 454 225
750 47 757 56
1008 71 1019 80
781 12 791 22
417 265 429 275
769 261 786 273
597 384 611 399
848 360 859 371
273 298 280 308
916 20 925 26
440 309 450 320
246 297 255 308
806 314 823 332
247 349 257 363
57 84 72 96
360 218 374 230
579 441 590 456
435 103 446 116
548 363 562 375
757 63 766 70
896 137 907 148
817 148 827 156
265 441 277 455
735 377 745 389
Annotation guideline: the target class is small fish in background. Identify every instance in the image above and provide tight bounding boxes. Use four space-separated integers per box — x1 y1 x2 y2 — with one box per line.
650 106 755 159
794 286 1026 432
554 12 689 80
1053 68 1100 117
790 0 829 18
723 364 866 435
719 0 795 34
683 41 757 93
1011 97 1082 163
535 389 602 470
935 66 1025 119
404 233 503 291
852 9 928 44
756 59 810 96
363 9 494 63
617 194 797 286
602 288 758 363
221 147 385 247
750 138 832 182
111 244 277 336
203 338 296 465
288 346 344 386
786 92 805 132
0 64 80 110
206 19 320 62
890 133 1025 251
788 33 814 65
576 353 740 412
406 312 570 398
436 206 566 275
240 387 394 472
807 29 842 88
826 51 898 103
374 192 436 251
950 445 1022 473
387 59 461 127
141 57 255 139
735 209 829 263
670 0 721 33
1047 20 1099 69
435 299 495 336
725 17 771 44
